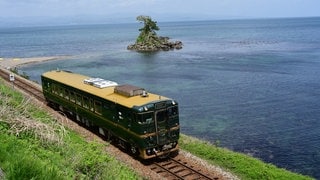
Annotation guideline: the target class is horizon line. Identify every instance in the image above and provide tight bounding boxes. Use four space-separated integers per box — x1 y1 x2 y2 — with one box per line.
1 16 319 29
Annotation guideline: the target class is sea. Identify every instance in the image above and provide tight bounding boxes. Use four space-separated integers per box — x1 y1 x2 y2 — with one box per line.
1 17 320 178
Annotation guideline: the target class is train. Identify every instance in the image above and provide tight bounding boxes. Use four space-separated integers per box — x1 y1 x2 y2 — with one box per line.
41 70 180 159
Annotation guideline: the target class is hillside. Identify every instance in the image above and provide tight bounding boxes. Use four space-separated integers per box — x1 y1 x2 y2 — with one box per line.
0 79 140 179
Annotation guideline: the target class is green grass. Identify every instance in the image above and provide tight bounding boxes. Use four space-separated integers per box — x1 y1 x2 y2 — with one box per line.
0 79 141 180
179 134 313 180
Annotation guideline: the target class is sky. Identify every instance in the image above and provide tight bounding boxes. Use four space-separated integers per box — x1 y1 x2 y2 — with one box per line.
1 0 320 27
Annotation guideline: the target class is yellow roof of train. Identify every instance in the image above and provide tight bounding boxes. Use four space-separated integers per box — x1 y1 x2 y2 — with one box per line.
42 70 169 108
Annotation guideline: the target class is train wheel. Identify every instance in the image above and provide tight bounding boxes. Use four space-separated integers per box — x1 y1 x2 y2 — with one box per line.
47 101 58 110
107 131 112 141
130 145 139 157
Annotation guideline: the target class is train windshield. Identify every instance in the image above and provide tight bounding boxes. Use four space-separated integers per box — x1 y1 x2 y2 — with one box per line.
156 110 168 123
137 112 154 124
136 106 178 124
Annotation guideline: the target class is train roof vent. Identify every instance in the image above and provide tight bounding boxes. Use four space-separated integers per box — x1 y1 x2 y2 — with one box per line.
84 78 118 88
114 84 145 97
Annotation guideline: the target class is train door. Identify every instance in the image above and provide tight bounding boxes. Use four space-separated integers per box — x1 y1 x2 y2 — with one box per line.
154 109 169 145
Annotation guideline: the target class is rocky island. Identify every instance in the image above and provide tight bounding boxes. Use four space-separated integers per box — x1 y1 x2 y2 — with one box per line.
127 15 183 52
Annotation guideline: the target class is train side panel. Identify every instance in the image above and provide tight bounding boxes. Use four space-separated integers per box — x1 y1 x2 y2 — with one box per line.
41 70 179 159
42 76 144 145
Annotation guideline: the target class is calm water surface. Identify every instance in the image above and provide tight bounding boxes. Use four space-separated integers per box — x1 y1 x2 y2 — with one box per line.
1 17 320 178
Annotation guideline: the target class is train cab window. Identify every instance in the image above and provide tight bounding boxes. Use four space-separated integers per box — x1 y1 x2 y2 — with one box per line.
76 94 82 106
70 92 76 103
137 112 154 124
94 101 102 114
83 96 89 109
167 106 178 116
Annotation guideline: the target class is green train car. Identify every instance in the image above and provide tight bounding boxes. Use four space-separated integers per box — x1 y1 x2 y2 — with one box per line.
41 70 179 159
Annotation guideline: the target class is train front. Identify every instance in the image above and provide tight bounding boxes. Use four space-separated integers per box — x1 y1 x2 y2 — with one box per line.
133 99 180 159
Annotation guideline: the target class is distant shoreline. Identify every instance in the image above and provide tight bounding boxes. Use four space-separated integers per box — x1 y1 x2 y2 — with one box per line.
1 16 319 29
0 56 71 69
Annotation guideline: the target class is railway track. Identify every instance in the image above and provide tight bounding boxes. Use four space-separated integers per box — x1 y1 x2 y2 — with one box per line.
0 68 45 102
0 67 229 179
150 157 220 180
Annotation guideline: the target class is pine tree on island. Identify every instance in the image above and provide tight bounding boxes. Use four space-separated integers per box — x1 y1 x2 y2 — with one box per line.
127 15 183 52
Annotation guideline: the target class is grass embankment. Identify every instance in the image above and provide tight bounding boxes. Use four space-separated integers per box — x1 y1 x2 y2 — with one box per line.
179 135 313 180
0 80 140 180
0 78 313 180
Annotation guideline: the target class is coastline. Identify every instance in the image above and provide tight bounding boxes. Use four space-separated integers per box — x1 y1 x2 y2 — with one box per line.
0 56 71 69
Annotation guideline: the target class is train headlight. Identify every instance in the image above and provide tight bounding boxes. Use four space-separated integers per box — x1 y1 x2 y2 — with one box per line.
146 149 153 156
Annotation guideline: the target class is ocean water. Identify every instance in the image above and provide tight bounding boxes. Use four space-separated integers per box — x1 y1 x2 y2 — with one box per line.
1 17 320 178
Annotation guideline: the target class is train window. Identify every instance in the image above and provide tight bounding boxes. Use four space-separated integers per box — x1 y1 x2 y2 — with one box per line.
103 104 110 110
52 84 57 94
64 89 69 100
76 94 82 106
59 87 64 97
54 85 58 94
94 101 102 114
70 92 75 103
83 96 89 109
167 106 178 116
90 99 94 111
45 82 50 90
137 112 154 124
54 85 58 95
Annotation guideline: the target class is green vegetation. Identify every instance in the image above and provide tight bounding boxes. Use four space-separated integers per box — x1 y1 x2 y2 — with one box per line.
179 134 313 180
127 15 182 51
136 15 160 44
0 79 140 180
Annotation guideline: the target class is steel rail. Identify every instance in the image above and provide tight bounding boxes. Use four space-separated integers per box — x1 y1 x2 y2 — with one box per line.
0 68 45 102
150 157 219 180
